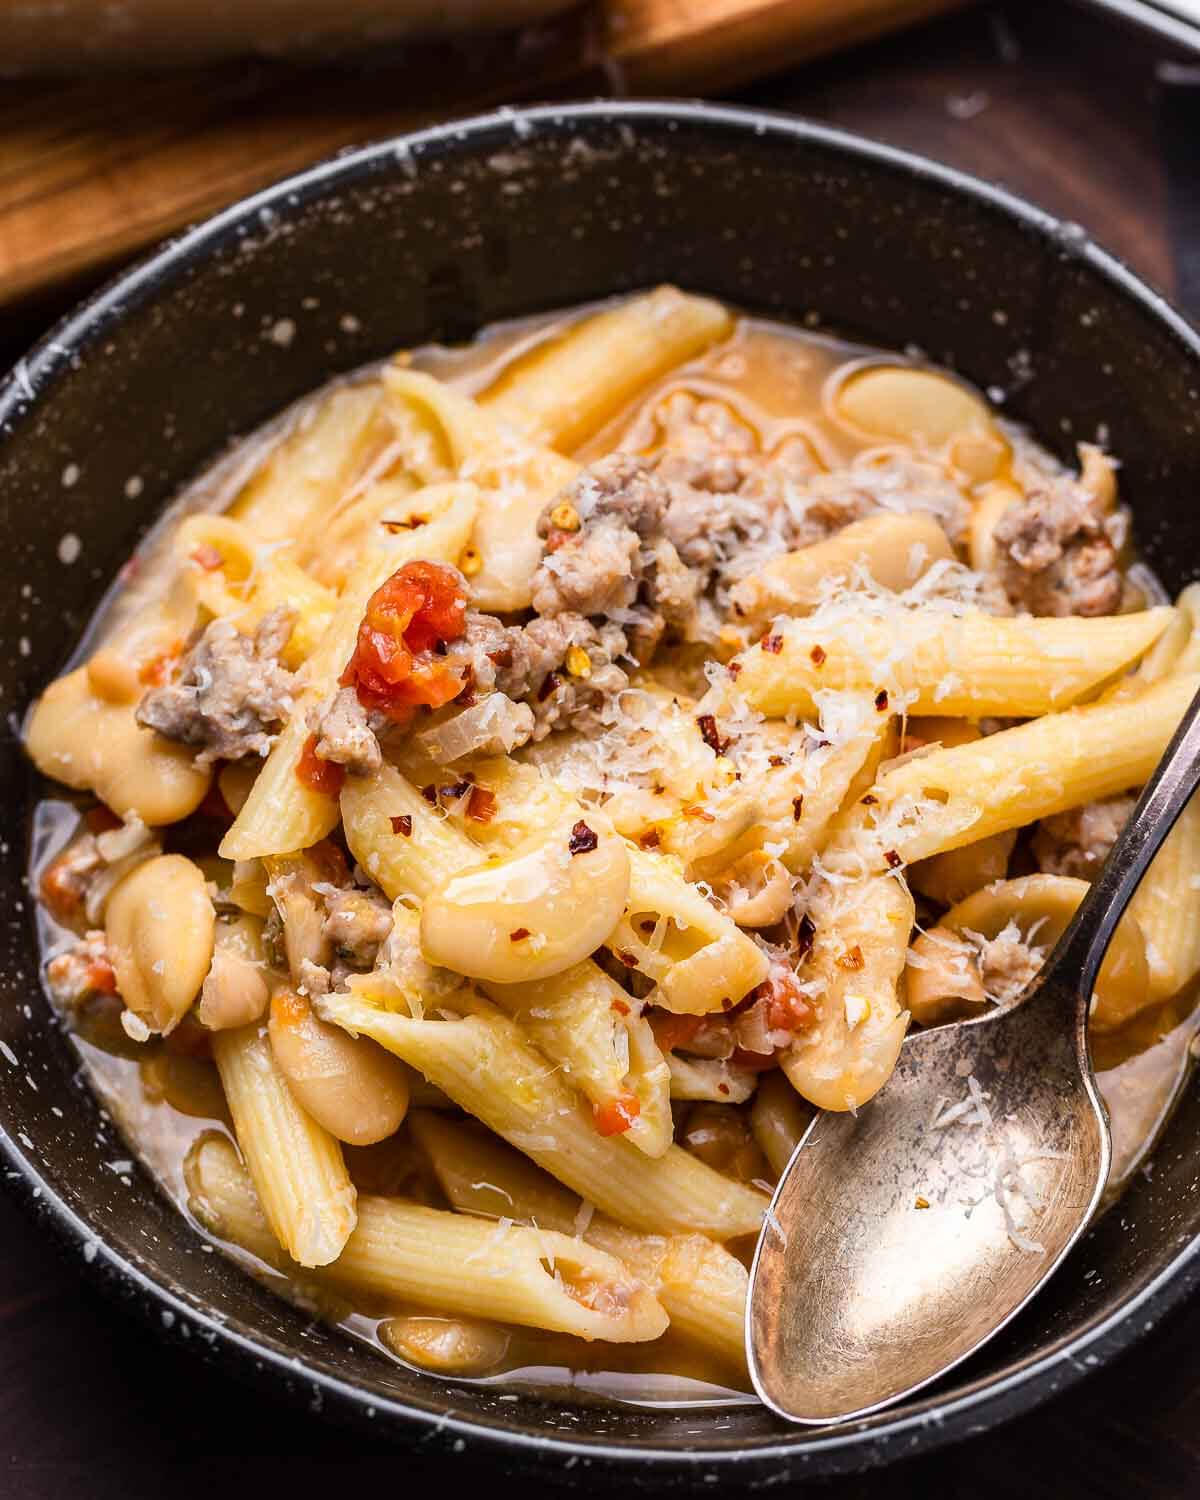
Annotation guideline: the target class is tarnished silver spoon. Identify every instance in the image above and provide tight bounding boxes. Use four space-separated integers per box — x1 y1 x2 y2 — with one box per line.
747 685 1200 1425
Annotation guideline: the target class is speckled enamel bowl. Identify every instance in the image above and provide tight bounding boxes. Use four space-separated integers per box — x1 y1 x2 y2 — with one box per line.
3 103 1200 1488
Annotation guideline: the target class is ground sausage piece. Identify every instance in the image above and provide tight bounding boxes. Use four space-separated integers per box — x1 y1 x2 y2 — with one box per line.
322 888 394 968
437 611 632 746
1033 793 1136 880
992 478 1123 616
313 685 382 776
137 607 296 765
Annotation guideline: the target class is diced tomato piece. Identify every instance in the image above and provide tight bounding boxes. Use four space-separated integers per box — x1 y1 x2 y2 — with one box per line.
190 544 224 571
85 950 118 996
341 560 468 724
296 734 346 797
593 1091 641 1137
757 966 816 1034
648 1010 705 1054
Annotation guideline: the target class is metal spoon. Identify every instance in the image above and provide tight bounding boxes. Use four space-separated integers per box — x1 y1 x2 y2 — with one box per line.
747 685 1200 1425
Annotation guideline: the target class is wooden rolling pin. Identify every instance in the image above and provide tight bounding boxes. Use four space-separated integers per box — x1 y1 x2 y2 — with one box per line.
0 0 961 311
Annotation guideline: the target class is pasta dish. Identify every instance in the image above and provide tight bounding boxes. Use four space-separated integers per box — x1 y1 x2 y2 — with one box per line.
24 288 1200 1399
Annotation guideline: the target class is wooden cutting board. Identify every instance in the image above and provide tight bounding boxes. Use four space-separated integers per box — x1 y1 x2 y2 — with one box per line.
0 0 961 313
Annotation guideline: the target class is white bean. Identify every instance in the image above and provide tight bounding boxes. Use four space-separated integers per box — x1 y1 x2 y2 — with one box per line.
105 855 215 1034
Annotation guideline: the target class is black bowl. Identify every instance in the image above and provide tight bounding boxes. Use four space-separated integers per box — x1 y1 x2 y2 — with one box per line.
3 102 1200 1487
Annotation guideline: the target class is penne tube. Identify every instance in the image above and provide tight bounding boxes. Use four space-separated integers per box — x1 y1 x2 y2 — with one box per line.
733 607 1173 720
478 287 734 453
342 764 674 1157
846 674 1200 868
211 1025 357 1267
1129 797 1200 1001
780 874 913 1113
750 1070 814 1178
185 1133 667 1342
220 482 479 861
409 1111 749 1374
727 512 955 627
230 383 392 545
320 988 768 1241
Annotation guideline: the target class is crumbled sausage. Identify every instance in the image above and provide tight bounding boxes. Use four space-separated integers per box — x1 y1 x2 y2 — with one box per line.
137 607 296 765
992 475 1123 616
1033 794 1136 880
322 887 394 967
313 685 383 776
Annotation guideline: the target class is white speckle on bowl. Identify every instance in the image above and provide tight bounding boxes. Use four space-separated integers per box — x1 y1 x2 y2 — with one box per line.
0 1040 16 1066
18 637 30 657
339 314 361 334
125 475 144 499
266 319 296 348
61 463 80 488
82 1239 99 1263
57 533 81 565
162 1310 176 1329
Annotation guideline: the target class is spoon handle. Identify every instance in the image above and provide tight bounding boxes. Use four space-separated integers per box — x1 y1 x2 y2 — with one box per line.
1050 683 1200 1001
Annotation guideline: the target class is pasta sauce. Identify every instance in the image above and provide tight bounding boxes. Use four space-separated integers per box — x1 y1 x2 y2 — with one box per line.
25 291 1200 1407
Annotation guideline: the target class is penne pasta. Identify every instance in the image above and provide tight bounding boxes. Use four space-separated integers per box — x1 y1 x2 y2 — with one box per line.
320 987 768 1240
409 1110 749 1375
478 287 734 452
733 607 1172 720
845 674 1200 868
211 1025 357 1267
1129 797 1200 1002
185 1132 667 1342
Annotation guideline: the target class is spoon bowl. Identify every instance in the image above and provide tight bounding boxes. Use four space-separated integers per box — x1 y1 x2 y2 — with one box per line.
747 986 1109 1424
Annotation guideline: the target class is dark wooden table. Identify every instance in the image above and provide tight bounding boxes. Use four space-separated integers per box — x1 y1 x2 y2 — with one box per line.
4 4 1200 1495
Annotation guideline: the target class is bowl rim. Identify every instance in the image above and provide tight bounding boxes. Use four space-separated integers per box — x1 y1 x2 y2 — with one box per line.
3 98 1200 1482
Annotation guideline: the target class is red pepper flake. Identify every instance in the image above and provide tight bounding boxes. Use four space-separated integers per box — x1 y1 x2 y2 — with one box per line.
792 795 804 823
761 634 783 655
836 944 865 971
696 713 727 754
728 661 743 679
190 543 224 571
768 754 787 768
296 733 345 797
537 670 560 703
810 645 827 666
796 912 816 962
420 784 438 805
861 793 878 805
509 928 531 942
340 560 468 725
638 918 657 935
487 647 514 669
610 997 631 1016
390 814 413 837
638 827 661 850
568 820 599 856
875 689 890 712
616 950 640 969
717 1082 731 1096
439 779 472 803
466 786 497 824
380 515 428 533
683 805 716 823
593 1091 641 1137
753 964 818 1034
884 848 902 869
